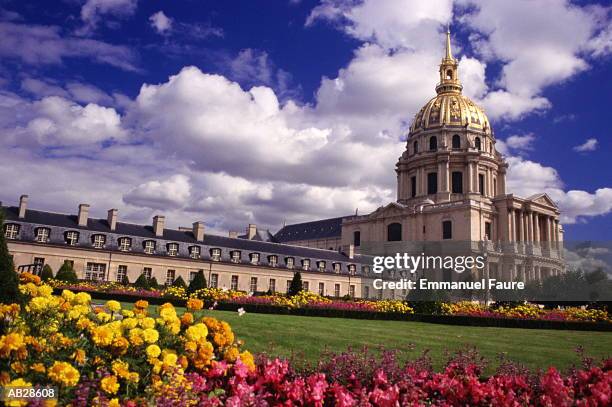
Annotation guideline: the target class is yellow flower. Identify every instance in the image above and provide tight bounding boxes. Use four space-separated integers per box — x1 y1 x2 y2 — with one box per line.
30 363 46 373
127 372 140 383
106 300 121 312
239 350 255 371
142 328 159 343
100 375 120 394
121 317 138 330
128 328 144 346
97 312 111 323
163 352 178 367
37 285 53 297
73 292 91 305
159 306 177 321
146 344 161 358
111 360 130 378
91 326 114 346
186 298 204 311
185 323 208 342
72 349 86 365
61 289 76 302
48 361 80 387
108 399 120 407
134 300 149 309
224 346 239 362
121 309 134 318
139 317 156 329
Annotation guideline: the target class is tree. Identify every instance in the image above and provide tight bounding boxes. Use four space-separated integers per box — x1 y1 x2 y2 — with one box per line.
55 261 78 283
134 273 151 290
40 264 54 281
0 210 19 304
188 271 207 294
288 271 303 297
121 274 130 286
149 277 159 289
172 275 187 289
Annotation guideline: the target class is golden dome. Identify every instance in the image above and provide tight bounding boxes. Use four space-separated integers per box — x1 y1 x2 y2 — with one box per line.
409 93 490 134
409 27 491 135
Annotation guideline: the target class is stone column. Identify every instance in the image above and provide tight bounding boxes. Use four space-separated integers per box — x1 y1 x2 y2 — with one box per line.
467 161 474 193
534 214 540 242
507 209 513 241
521 212 527 241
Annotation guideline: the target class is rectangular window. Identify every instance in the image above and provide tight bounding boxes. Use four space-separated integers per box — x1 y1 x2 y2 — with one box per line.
353 231 361 247
167 243 178 257
364 286 369 299
211 248 221 261
269 255 278 267
333 263 341 273
116 265 127 282
479 174 485 195
166 270 175 286
92 234 106 248
35 228 50 243
411 176 417 197
317 261 326 272
230 275 239 291
190 246 200 259
452 171 463 194
318 282 325 296
349 285 355 297
269 278 276 293
65 231 79 246
334 283 341 298
143 267 152 279
210 273 219 288
85 262 106 281
250 277 258 293
286 280 292 294
427 172 438 195
302 259 310 270
231 251 241 263
64 260 74 269
286 257 294 269
302 281 309 291
4 224 19 239
250 253 260 265
485 222 492 240
189 271 198 282
33 257 45 274
118 237 131 251
377 289 383 299
442 221 452 240
143 240 155 254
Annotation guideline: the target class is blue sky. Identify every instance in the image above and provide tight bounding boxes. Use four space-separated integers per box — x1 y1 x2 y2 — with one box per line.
0 0 610 240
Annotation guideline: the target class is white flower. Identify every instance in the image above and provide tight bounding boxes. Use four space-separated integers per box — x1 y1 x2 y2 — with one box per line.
237 307 246 317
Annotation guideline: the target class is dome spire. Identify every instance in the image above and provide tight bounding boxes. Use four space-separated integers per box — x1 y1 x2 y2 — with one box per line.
445 25 453 60
436 24 462 94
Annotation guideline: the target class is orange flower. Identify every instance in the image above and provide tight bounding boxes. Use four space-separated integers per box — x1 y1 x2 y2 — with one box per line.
181 312 194 326
186 298 203 311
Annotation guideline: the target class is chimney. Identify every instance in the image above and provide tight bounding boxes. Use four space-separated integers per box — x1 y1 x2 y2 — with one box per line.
107 209 118 231
77 204 90 227
192 221 205 242
18 195 28 219
247 224 257 240
228 231 238 238
153 215 165 237
348 244 355 259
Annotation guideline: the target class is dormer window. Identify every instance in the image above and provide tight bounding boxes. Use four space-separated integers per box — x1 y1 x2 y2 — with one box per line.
167 243 179 256
35 227 50 243
348 264 356 274
231 250 241 263
143 240 156 254
91 234 106 248
250 253 260 265
285 257 294 269
65 231 79 246
118 237 132 252
189 245 201 259
362 265 370 275
301 259 310 271
4 224 19 240
268 255 278 267
210 248 221 261
333 263 341 273
317 261 326 272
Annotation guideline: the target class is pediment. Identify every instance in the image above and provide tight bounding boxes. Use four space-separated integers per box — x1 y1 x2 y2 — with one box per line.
367 202 407 219
527 193 558 208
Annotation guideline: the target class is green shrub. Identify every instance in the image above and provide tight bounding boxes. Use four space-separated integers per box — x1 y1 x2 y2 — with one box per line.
172 275 187 288
121 274 130 286
134 273 151 290
149 277 159 289
55 261 78 283
40 264 54 281
188 271 207 294
288 272 303 297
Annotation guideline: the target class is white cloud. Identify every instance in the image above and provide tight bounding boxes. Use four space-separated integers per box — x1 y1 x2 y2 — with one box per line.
0 22 138 71
80 0 138 33
124 175 191 210
573 138 598 152
506 133 535 151
149 11 173 34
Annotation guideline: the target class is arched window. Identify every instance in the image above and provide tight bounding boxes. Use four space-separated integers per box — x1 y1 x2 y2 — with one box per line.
442 221 452 240
452 134 461 149
413 140 418 154
387 223 402 242
446 69 453 80
475 137 481 151
429 136 437 151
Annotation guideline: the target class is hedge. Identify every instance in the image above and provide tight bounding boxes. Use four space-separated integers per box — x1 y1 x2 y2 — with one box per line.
56 288 612 332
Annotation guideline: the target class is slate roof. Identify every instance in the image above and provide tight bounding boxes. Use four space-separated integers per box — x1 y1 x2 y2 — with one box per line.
1 206 371 265
274 216 346 243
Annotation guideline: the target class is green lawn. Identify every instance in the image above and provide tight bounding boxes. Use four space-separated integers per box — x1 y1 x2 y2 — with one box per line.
116 302 612 374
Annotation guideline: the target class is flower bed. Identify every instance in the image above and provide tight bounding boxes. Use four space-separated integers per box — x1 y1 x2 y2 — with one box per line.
442 301 611 323
2 273 611 405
